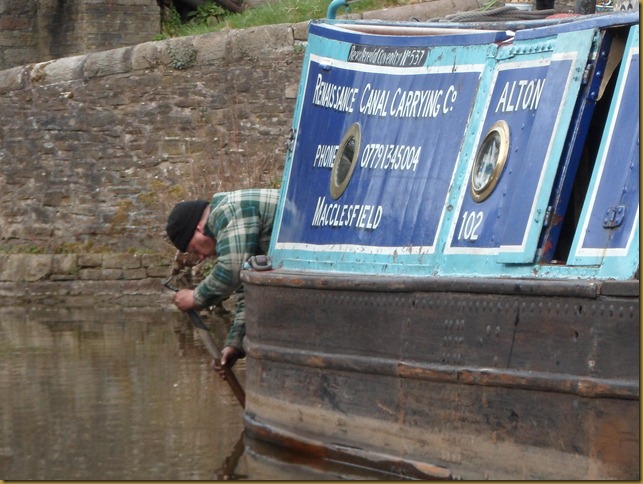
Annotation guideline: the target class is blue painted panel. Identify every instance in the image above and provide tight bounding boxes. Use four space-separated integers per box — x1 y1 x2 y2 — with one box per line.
568 26 639 276
276 56 482 250
447 62 562 250
444 28 595 265
270 16 639 280
537 30 617 262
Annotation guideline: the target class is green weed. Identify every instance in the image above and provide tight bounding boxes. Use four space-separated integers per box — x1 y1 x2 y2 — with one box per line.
162 0 413 37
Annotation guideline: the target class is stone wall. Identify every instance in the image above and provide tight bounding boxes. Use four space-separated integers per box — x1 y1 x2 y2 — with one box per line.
0 253 171 307
0 0 161 71
0 12 316 307
0 0 485 299
0 23 306 260
0 0 484 256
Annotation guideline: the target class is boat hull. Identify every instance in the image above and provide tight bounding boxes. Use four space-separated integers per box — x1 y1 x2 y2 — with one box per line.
242 271 639 479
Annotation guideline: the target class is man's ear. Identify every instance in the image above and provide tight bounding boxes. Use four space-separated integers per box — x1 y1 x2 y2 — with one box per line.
196 206 210 233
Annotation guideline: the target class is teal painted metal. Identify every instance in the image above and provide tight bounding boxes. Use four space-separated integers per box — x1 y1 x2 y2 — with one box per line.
269 15 639 280
326 0 349 19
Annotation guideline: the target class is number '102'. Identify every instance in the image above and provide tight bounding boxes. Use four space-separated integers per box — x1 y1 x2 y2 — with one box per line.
457 211 483 241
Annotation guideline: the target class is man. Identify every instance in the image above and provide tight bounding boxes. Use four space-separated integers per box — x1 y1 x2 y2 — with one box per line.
166 188 279 377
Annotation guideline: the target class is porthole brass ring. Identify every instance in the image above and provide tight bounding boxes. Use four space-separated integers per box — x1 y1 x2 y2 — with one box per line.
330 123 361 200
470 120 510 203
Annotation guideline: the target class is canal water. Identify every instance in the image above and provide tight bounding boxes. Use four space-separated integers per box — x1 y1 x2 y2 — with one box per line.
0 305 373 480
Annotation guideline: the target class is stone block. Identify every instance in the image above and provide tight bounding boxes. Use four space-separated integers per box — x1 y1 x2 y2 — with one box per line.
142 254 171 268
123 268 147 280
146 266 170 278
50 273 79 281
79 268 123 280
226 24 294 61
78 254 103 267
0 66 25 94
193 31 227 65
0 254 52 282
35 55 85 85
0 15 33 31
159 137 187 156
131 41 162 71
52 254 78 275
292 22 309 41
83 47 133 79
102 253 142 269
43 190 69 207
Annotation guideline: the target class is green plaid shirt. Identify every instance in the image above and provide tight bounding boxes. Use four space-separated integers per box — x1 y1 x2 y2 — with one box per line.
193 189 279 352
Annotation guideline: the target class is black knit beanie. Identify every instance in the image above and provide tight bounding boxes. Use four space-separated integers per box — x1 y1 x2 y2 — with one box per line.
166 199 209 252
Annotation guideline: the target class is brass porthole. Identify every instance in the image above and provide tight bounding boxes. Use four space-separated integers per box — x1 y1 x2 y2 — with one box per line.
330 123 361 200
470 120 510 203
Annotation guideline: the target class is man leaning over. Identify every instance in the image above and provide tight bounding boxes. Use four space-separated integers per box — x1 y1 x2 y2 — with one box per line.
165 188 279 378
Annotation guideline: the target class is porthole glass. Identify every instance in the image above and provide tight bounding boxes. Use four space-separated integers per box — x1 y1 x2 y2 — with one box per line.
330 123 361 200
470 120 510 203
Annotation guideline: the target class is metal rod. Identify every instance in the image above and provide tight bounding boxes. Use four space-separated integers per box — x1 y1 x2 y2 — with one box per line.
163 278 246 408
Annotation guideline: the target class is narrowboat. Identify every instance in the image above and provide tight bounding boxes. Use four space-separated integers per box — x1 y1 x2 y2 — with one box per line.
240 5 639 479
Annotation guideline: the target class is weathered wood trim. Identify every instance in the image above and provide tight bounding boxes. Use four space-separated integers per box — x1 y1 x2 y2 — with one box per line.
243 269 639 298
244 412 454 480
245 338 639 400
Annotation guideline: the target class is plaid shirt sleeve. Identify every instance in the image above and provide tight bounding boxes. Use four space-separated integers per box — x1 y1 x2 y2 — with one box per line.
224 289 246 351
192 189 278 351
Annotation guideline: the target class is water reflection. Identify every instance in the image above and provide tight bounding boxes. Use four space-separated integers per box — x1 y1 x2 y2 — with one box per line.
1 305 402 480
0 306 245 480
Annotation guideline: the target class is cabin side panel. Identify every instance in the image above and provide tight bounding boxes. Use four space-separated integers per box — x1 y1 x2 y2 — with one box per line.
568 25 640 273
270 20 639 280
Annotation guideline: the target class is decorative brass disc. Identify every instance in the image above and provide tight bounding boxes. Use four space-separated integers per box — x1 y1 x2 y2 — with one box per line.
470 120 510 203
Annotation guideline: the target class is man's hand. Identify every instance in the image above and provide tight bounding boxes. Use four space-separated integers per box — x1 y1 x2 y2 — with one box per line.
173 289 197 312
211 346 241 380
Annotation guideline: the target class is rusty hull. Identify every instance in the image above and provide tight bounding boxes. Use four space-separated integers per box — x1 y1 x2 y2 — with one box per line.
241 270 639 480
